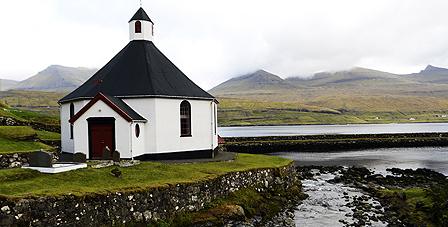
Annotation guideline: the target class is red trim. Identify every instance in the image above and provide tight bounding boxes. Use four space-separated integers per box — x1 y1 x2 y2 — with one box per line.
69 92 133 124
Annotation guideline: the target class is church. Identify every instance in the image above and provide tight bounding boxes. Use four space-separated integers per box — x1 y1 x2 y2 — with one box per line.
59 7 219 160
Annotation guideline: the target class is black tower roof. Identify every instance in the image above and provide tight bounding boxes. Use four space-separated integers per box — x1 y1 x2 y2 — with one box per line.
129 7 153 23
59 40 215 103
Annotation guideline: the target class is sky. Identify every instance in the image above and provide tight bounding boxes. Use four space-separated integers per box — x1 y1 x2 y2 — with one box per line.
1 0 448 89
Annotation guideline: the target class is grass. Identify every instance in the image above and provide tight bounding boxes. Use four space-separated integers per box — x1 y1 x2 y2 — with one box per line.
218 98 448 126
378 187 448 226
0 154 291 198
0 126 59 154
0 138 52 154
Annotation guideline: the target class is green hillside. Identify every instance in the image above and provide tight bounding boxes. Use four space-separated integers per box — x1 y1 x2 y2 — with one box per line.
213 66 448 126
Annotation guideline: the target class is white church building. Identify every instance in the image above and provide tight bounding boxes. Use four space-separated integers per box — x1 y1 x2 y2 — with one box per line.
59 7 219 160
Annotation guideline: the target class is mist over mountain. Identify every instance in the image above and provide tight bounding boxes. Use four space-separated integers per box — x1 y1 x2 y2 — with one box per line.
0 79 19 91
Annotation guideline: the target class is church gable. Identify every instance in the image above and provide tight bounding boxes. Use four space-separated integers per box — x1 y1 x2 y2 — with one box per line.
69 93 146 124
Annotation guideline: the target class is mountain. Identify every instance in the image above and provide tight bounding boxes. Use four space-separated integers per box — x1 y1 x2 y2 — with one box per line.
12 65 97 92
0 79 19 91
209 70 296 95
286 67 415 87
404 65 448 84
209 65 448 112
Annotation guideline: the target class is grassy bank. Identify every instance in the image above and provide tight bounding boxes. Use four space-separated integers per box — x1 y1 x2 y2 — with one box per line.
218 98 448 126
0 154 291 198
0 126 57 154
377 185 448 226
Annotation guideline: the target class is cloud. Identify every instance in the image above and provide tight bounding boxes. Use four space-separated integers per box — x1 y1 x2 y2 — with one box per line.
1 0 448 89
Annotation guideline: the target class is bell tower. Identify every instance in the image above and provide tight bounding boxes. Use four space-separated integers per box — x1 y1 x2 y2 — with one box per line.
129 7 154 41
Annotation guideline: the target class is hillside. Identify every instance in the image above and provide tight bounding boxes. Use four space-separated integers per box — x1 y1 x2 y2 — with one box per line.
211 66 448 126
12 65 97 92
209 70 296 95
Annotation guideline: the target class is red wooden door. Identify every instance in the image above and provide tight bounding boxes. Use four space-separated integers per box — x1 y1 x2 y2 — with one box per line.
90 123 114 159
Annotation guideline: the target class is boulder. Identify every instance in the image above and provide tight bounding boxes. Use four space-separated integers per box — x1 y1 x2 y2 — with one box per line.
102 146 111 160
73 153 87 163
112 150 121 162
27 150 53 167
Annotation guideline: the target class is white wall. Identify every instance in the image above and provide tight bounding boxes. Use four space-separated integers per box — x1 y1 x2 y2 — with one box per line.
60 100 89 154
151 98 217 153
72 100 132 159
129 20 153 41
123 99 155 157
62 97 218 159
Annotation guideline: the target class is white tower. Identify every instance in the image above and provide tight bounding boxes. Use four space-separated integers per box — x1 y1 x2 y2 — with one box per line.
129 7 154 41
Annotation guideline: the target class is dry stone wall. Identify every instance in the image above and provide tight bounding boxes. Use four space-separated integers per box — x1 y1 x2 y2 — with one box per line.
0 163 297 226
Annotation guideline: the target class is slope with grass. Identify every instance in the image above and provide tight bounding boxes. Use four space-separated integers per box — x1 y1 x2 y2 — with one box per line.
0 154 290 198
212 66 448 126
0 126 57 154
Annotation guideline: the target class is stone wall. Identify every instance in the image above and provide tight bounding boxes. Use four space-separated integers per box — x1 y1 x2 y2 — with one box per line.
0 117 60 133
0 153 29 169
0 152 59 169
0 163 298 226
224 133 448 153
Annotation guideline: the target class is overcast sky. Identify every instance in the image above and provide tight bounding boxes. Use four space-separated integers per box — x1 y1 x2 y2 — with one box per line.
1 0 448 89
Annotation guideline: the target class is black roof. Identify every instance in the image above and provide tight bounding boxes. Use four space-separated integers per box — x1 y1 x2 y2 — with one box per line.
129 7 153 23
59 40 215 103
105 94 147 122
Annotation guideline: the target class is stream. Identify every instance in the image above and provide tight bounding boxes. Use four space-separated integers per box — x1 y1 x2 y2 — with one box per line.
271 147 448 226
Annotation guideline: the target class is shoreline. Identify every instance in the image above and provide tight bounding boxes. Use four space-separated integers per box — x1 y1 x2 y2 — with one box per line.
219 121 448 128
223 133 448 153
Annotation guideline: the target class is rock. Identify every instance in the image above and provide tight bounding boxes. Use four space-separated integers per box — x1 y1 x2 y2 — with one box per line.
73 153 87 163
102 147 111 160
112 150 120 162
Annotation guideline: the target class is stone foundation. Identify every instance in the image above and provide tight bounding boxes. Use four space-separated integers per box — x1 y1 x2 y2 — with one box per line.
0 163 298 226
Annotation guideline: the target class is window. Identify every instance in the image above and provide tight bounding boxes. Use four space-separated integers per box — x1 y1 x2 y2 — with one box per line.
180 101 191 136
135 124 140 138
70 103 74 139
135 21 142 33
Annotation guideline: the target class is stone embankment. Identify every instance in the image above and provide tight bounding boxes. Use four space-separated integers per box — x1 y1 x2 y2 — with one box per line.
0 163 298 226
224 133 448 153
0 117 59 133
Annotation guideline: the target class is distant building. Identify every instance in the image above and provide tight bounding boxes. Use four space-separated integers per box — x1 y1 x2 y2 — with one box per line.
59 8 219 160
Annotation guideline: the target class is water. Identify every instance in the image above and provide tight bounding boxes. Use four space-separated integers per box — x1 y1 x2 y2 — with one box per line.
219 123 448 137
272 147 448 175
296 171 386 227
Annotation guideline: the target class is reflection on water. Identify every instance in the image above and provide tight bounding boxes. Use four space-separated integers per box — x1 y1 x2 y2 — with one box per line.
219 123 448 137
272 147 448 175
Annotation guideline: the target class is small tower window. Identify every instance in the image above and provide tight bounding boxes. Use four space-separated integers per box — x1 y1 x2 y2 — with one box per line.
135 21 142 33
70 103 75 139
180 101 191 137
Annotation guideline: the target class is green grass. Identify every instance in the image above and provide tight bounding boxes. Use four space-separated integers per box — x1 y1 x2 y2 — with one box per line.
0 126 59 154
218 98 448 126
0 154 291 198
36 130 60 141
0 126 37 140
0 138 52 154
378 188 442 226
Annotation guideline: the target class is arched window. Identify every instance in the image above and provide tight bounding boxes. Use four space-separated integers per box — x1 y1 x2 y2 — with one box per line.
180 101 191 136
70 103 74 139
135 124 140 138
135 21 142 33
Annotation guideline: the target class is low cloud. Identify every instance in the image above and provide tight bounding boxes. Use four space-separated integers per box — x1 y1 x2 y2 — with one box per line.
1 0 448 89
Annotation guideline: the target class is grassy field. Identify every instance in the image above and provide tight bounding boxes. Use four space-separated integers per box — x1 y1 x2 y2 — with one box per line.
0 154 291 198
218 98 448 126
0 126 58 154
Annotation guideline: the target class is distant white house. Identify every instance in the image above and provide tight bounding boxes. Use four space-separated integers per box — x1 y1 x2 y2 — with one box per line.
59 8 219 160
